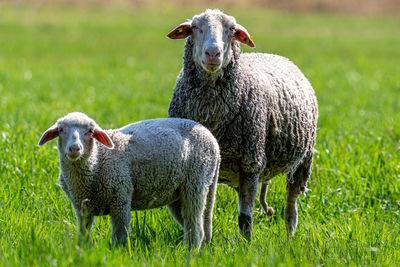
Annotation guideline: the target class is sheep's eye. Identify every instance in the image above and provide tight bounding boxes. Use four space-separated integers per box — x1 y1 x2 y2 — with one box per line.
88 129 94 134
193 26 202 34
59 128 64 133
226 26 235 36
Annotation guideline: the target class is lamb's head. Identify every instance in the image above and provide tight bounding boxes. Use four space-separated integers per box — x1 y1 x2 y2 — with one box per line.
38 112 114 161
167 9 255 74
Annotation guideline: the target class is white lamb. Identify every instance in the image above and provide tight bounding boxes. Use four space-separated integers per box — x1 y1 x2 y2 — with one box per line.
38 112 220 250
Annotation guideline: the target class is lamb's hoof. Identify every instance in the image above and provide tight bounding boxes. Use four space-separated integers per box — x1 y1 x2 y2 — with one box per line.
265 207 274 220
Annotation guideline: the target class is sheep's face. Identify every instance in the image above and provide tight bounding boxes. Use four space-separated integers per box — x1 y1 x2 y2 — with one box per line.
38 112 114 161
167 9 255 74
191 12 234 73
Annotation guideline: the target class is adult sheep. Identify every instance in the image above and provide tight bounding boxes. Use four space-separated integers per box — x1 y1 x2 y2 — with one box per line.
38 112 220 250
167 9 318 240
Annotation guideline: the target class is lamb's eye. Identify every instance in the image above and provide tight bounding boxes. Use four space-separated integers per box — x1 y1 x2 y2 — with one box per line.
59 128 64 133
88 129 94 134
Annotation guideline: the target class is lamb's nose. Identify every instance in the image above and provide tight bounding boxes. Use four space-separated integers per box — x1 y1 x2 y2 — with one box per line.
68 145 81 157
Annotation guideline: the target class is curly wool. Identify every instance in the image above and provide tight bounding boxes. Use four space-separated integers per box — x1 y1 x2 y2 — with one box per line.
60 118 219 212
169 36 318 186
52 114 220 248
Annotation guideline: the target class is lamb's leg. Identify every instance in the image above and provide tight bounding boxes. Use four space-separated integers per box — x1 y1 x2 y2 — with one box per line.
285 157 312 236
259 181 274 220
203 177 218 244
238 171 259 241
110 204 131 247
181 186 207 250
182 212 204 250
77 199 95 245
167 199 184 227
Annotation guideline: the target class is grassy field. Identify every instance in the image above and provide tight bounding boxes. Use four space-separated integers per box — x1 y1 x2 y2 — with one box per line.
0 2 399 266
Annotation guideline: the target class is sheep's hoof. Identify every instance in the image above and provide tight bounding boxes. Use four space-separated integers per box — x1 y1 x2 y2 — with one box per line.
238 213 252 241
265 207 274 220
80 198 90 217
111 236 128 248
285 216 298 237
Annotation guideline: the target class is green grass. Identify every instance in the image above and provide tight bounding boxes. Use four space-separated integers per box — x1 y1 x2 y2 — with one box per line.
1 2 399 266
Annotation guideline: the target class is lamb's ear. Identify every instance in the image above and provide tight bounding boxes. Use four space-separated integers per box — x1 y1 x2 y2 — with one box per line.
37 124 59 146
93 128 114 149
167 21 192 39
234 24 255 48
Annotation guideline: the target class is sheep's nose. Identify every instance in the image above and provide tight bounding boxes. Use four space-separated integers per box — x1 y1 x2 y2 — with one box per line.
205 48 221 60
203 47 222 71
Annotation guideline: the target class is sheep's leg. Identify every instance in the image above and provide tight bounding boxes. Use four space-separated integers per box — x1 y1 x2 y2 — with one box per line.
285 157 312 236
78 215 95 245
238 171 259 241
77 199 95 245
203 177 218 244
110 204 131 247
167 199 184 227
259 181 274 220
285 177 299 237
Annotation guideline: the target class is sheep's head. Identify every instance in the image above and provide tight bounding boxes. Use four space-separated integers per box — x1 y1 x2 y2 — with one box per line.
167 9 255 74
38 112 114 161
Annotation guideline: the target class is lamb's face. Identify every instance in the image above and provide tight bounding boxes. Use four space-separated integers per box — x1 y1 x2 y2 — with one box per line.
38 112 114 161
167 9 255 74
57 120 96 161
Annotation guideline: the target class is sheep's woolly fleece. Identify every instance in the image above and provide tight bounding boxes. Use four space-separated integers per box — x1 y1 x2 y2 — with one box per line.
169 9 318 187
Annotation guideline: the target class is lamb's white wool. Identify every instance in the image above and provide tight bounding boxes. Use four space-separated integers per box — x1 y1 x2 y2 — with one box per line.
168 9 318 240
38 112 220 250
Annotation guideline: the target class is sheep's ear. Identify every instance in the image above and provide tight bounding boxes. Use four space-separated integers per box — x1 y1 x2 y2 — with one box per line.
167 21 192 39
234 24 255 48
37 124 59 146
93 129 114 149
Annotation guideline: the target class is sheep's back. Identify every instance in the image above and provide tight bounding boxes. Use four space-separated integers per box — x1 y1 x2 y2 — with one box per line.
239 53 318 179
